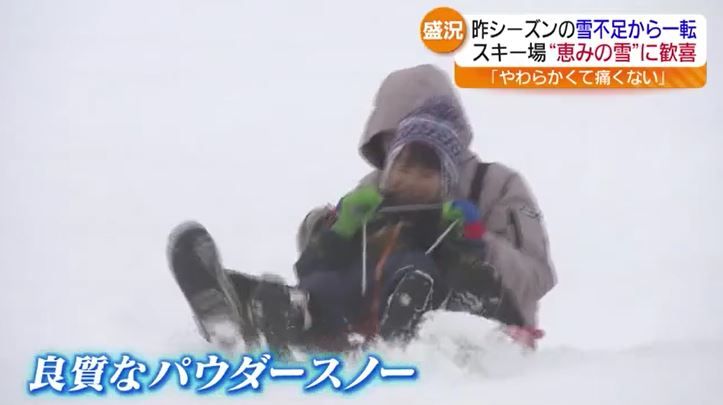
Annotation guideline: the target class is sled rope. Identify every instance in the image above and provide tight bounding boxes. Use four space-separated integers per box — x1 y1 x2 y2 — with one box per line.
425 219 459 255
360 222 403 338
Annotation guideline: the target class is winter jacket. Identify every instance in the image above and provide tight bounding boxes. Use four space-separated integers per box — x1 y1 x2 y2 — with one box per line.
296 64 556 327
295 208 527 328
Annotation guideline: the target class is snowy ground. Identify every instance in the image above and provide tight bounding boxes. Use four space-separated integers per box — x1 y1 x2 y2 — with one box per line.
2 0 723 404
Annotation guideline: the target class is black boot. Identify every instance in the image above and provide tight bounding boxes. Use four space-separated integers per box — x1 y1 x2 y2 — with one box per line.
250 276 310 358
379 269 435 344
167 221 260 348
444 262 525 327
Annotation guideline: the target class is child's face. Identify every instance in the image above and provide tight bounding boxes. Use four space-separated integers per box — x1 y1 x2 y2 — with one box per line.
384 162 443 204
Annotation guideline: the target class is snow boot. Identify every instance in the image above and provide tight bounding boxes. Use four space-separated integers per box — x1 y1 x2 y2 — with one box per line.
167 221 260 348
379 268 435 344
249 276 311 358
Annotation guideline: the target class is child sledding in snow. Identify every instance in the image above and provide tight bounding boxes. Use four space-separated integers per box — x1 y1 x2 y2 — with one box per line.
167 65 556 353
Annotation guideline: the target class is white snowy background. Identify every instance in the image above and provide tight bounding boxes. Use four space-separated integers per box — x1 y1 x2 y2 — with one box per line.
1 0 722 404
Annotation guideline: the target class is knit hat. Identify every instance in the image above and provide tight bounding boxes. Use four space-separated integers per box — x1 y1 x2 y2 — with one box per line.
380 96 467 197
360 64 472 169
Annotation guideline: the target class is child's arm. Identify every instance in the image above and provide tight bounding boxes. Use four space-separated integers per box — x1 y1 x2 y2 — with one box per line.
294 225 359 280
294 186 383 281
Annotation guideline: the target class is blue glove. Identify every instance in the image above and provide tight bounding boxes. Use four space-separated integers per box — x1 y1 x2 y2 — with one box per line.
442 199 485 239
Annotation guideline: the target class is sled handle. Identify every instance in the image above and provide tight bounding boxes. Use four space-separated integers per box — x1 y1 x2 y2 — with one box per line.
377 203 443 214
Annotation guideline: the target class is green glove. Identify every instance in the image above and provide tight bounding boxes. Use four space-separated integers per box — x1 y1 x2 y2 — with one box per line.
331 186 383 238
442 201 463 238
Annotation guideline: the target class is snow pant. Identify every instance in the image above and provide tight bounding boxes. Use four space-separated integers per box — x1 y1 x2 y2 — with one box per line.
297 249 447 337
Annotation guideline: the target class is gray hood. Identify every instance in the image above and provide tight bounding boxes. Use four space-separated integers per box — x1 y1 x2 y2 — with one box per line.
360 64 473 169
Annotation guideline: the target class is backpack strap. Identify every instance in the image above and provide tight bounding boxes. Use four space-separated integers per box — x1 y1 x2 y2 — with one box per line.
467 162 490 203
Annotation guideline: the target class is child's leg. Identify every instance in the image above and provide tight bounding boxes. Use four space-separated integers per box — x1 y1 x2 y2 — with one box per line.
225 270 348 355
443 260 526 327
293 251 447 346
248 278 310 357
376 250 445 342
298 271 353 336
167 221 259 347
